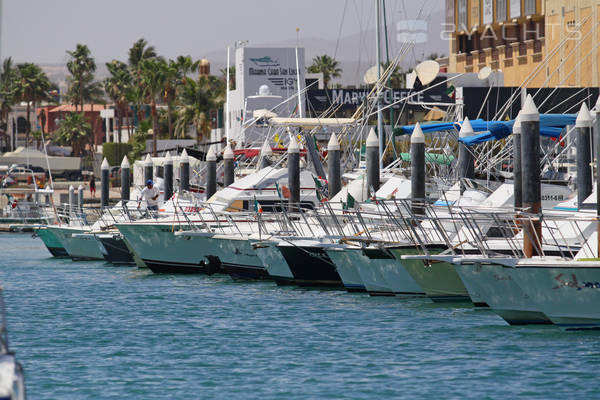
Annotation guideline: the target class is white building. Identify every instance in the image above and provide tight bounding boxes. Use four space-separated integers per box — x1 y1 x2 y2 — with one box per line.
225 47 306 147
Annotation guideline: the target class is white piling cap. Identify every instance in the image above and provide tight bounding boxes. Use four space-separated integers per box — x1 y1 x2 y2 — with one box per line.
143 153 153 166
411 122 425 144
101 157 109 170
261 140 273 157
520 94 539 122
164 151 172 164
180 149 189 163
206 145 217 161
121 155 130 168
366 127 379 147
595 95 600 115
512 112 522 134
328 133 340 151
576 102 593 128
223 144 234 160
288 134 299 154
78 184 83 190
69 184 74 191
459 117 474 138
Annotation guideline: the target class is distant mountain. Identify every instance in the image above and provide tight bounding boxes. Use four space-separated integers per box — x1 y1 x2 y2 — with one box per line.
41 9 446 89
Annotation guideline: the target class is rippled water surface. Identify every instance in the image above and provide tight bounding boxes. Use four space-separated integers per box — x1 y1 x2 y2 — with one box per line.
1 233 599 399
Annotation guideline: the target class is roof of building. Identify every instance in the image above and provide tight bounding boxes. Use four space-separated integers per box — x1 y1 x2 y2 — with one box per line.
47 104 108 113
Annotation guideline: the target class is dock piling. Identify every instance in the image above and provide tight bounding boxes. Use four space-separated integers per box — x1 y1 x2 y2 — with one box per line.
206 145 217 199
121 155 130 201
164 152 173 201
411 122 426 215
77 185 84 211
512 112 523 210
520 95 542 257
101 157 109 209
327 133 341 198
458 117 475 194
179 149 190 192
143 154 153 185
223 144 235 187
68 184 75 218
576 102 593 210
366 128 380 195
288 134 300 211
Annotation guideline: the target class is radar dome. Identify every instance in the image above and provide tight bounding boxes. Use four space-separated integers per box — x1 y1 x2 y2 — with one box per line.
258 85 271 96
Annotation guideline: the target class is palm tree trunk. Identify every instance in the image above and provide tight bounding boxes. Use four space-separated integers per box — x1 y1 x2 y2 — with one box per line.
116 107 122 144
25 101 30 148
167 102 173 139
151 100 158 156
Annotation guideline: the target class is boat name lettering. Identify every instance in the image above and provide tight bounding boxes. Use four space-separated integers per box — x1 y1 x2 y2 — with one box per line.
541 194 564 201
249 67 297 76
553 273 600 290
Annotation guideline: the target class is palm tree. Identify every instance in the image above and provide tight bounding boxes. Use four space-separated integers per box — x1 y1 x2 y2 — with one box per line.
175 76 224 142
139 58 167 156
15 63 52 147
380 61 405 88
307 55 342 88
163 56 198 138
104 60 131 143
0 58 18 134
219 65 236 90
128 38 157 69
53 112 92 155
127 38 160 127
66 44 97 112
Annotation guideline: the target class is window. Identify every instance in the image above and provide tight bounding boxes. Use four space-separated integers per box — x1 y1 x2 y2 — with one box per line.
524 0 536 15
16 117 27 134
496 0 507 22
457 0 467 29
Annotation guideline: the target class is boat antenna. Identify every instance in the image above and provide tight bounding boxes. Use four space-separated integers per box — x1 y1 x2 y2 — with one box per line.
375 0 384 169
225 46 231 144
295 28 304 118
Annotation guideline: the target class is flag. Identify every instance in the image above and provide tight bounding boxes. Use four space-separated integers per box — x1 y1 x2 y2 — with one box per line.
312 176 328 202
343 193 356 210
387 187 399 200
550 135 565 147
274 133 284 148
445 83 455 99
253 197 263 213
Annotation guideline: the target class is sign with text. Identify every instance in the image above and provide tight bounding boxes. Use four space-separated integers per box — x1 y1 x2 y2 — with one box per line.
307 88 453 111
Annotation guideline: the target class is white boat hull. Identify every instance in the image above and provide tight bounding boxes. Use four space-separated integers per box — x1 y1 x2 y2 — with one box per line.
509 263 600 330
254 241 294 281
116 223 217 273
324 248 366 292
454 262 550 324
47 227 104 261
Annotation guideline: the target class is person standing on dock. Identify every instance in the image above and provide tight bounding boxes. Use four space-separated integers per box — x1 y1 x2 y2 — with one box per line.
89 173 96 198
138 179 160 213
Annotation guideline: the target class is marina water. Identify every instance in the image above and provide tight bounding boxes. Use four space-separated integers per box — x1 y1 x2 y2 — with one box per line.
2 233 599 399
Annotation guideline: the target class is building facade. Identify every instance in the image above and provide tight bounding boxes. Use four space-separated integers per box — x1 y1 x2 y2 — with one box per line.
446 0 600 87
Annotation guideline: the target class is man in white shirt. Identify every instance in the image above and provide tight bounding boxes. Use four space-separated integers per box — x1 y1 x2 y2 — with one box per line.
138 179 160 211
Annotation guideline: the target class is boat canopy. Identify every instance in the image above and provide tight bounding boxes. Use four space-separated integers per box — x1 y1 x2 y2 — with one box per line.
393 114 577 146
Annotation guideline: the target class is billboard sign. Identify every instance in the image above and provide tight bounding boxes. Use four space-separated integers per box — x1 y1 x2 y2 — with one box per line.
237 47 305 106
307 88 453 111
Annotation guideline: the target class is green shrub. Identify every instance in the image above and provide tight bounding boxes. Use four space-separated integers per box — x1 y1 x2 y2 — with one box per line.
103 142 132 166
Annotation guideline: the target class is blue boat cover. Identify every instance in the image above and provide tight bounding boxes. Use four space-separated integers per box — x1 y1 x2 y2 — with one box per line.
396 114 577 146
